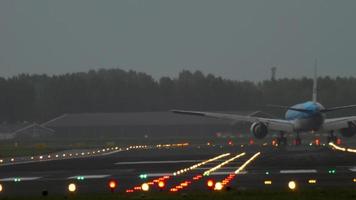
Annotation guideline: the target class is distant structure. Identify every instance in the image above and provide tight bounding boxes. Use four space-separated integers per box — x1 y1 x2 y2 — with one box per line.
271 67 277 81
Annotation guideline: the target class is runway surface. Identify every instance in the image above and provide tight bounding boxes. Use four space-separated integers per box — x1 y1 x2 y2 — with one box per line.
0 144 355 196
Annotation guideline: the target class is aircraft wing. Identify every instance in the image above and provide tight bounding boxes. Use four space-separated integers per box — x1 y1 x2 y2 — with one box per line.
171 110 294 132
322 116 356 131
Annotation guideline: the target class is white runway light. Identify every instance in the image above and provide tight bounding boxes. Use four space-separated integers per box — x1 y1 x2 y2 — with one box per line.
141 183 149 191
214 182 223 191
68 183 76 192
288 181 297 190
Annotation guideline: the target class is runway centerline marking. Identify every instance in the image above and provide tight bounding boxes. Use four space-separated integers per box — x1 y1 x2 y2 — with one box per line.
280 169 317 174
349 167 356 172
0 177 42 182
211 171 247 175
67 175 110 179
115 160 203 165
197 167 242 170
145 173 172 177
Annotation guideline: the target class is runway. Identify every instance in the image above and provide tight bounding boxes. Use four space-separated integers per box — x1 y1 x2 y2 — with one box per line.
0 144 355 196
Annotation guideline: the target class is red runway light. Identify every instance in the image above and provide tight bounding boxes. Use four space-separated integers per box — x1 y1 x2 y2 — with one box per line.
249 139 254 145
293 139 301 145
336 138 342 145
272 139 277 146
315 138 320 146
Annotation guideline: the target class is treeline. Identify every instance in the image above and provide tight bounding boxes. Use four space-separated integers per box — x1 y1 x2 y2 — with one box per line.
1 68 356 123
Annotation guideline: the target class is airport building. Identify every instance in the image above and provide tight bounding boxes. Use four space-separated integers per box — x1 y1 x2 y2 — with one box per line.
42 112 251 141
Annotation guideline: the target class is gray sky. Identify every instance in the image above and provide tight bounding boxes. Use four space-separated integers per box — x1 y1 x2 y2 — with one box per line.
1 0 356 81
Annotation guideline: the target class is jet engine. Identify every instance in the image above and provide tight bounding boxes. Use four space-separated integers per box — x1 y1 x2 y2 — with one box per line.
340 122 356 137
250 122 268 139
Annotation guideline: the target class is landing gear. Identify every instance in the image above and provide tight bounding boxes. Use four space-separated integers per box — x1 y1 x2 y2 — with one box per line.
276 132 287 146
294 132 302 146
327 131 338 144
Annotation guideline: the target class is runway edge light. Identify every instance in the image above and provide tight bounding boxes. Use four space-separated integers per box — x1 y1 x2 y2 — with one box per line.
214 182 223 191
207 179 215 190
141 183 149 192
264 180 272 185
108 179 118 192
68 183 77 193
308 179 317 184
158 180 165 190
288 181 297 191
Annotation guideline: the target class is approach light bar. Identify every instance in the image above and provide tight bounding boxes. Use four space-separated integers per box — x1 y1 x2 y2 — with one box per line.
328 142 356 153
234 152 261 174
207 179 215 189
204 153 245 176
173 153 230 176
218 152 261 187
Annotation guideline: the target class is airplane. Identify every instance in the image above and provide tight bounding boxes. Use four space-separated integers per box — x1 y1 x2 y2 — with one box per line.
172 67 356 145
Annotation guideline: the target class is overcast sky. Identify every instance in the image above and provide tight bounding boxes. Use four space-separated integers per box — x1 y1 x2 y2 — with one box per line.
1 0 356 81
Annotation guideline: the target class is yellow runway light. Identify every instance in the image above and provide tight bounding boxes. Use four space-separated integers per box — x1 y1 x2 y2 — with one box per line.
308 179 317 184
158 181 165 189
207 179 214 188
0 184 3 192
264 180 272 185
